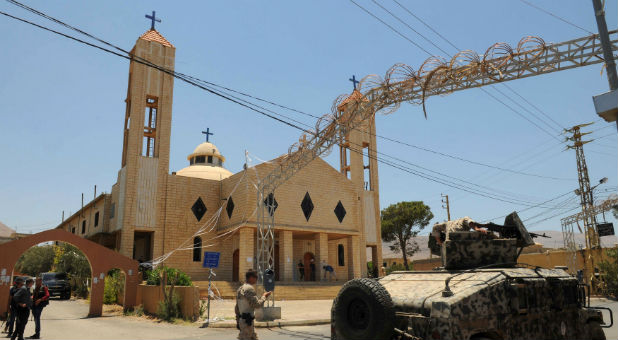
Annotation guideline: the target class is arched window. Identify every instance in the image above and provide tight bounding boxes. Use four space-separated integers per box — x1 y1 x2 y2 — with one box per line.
338 244 345 266
193 237 202 262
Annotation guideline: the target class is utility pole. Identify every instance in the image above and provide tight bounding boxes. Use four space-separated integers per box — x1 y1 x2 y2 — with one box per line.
566 124 599 250
441 194 451 221
591 0 618 133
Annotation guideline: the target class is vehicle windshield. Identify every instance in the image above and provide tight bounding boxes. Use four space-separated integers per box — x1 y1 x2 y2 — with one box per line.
42 273 67 281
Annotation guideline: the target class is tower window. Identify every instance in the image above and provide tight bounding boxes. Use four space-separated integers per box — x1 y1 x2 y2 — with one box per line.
193 237 202 262
207 156 213 164
110 203 115 219
195 156 205 164
94 212 100 227
142 95 158 157
81 220 86 234
338 244 345 266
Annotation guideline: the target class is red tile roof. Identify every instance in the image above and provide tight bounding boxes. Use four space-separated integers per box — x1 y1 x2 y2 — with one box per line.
139 30 174 48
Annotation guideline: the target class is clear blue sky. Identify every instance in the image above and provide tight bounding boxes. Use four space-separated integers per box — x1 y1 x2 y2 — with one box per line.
1 1 616 241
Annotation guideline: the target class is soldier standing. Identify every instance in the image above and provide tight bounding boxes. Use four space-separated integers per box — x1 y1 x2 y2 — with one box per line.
235 270 271 340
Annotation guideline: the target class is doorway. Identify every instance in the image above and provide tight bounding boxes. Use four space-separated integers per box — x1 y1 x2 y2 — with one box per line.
303 252 315 281
133 231 153 262
232 249 239 282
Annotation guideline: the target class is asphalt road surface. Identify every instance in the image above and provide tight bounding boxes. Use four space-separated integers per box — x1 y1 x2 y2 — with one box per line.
9 299 330 340
5 298 616 339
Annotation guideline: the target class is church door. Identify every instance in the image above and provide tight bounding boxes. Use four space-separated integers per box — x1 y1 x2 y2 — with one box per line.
303 252 315 282
232 249 239 282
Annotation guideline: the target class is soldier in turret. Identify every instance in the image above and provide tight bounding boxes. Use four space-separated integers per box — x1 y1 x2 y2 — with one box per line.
235 269 271 340
431 216 491 245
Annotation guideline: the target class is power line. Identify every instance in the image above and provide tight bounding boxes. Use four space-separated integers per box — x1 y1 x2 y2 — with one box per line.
1 6 580 207
518 0 595 35
349 0 564 142
3 2 572 183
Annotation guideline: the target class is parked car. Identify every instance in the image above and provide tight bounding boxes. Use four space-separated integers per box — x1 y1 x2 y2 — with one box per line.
41 272 71 299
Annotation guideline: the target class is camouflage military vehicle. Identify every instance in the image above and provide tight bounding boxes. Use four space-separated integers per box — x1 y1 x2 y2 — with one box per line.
331 212 611 340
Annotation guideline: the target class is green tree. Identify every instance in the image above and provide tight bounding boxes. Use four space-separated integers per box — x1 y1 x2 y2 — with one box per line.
54 243 91 297
381 201 433 270
598 247 618 298
15 245 56 276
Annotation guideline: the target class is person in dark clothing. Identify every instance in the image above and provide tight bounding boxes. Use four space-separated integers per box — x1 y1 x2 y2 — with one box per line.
297 260 304 281
29 278 49 339
309 258 316 281
3 279 21 337
11 278 33 340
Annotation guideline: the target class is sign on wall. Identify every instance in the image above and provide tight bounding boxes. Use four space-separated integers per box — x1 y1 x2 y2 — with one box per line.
203 252 220 268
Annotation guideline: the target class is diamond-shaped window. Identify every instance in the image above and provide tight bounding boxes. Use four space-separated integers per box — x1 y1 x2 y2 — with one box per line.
334 201 346 223
226 197 235 219
191 197 207 221
300 192 314 221
264 193 278 216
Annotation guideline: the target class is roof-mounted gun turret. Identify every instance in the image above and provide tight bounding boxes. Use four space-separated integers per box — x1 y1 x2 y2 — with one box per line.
437 212 547 270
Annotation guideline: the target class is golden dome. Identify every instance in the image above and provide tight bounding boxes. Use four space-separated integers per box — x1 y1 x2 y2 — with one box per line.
176 142 232 181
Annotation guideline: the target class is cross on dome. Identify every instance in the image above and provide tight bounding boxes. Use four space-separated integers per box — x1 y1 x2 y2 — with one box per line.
202 128 214 142
145 10 162 30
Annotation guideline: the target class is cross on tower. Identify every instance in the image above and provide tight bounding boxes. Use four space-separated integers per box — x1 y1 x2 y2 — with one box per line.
349 75 360 90
202 128 214 142
145 10 162 30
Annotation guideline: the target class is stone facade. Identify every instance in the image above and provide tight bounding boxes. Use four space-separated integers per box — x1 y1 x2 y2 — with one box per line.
56 28 382 283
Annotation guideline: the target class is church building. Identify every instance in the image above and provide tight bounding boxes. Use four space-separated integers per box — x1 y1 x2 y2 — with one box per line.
55 23 383 282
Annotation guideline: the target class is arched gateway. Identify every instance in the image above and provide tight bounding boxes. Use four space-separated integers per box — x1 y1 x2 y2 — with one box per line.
0 229 139 317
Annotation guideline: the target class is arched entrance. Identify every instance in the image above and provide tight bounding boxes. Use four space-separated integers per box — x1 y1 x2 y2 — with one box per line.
303 252 315 282
0 229 139 318
232 249 239 282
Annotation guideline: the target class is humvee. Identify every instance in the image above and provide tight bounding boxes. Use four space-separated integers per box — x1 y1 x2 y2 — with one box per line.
331 212 612 340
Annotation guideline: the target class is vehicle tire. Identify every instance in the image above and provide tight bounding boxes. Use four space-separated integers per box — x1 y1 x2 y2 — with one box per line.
588 321 606 340
332 278 395 340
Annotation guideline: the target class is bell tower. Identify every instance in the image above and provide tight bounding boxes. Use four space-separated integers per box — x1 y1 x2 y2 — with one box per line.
337 80 383 277
114 19 175 260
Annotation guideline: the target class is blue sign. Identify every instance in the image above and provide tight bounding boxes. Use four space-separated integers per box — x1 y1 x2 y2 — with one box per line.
203 252 220 268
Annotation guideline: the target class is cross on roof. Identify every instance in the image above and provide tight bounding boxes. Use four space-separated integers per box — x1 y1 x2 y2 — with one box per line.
145 10 162 30
202 128 214 142
349 75 359 90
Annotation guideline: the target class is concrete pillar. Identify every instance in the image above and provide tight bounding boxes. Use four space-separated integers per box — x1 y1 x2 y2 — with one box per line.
371 245 382 277
238 227 254 280
278 230 293 281
315 233 328 281
348 235 361 279
89 268 105 317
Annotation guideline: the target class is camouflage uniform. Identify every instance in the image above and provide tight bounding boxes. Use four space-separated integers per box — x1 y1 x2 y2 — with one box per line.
235 283 266 340
431 216 476 240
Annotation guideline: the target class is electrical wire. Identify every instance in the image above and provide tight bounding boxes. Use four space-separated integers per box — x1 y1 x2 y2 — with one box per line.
349 0 566 142
518 0 595 35
3 0 573 182
0 5 591 209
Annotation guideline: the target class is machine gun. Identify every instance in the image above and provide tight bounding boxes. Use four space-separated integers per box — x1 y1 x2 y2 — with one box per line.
484 223 551 240
481 212 550 247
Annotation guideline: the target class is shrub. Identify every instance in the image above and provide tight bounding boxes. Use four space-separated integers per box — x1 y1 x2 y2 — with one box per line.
124 305 144 317
386 263 408 275
103 269 125 304
146 266 192 286
598 248 618 298
157 292 181 321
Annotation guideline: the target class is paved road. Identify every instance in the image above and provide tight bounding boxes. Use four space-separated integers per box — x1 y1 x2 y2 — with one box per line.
10 299 330 340
7 298 616 339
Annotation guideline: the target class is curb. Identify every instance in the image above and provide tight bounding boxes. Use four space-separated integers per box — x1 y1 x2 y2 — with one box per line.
204 319 330 328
